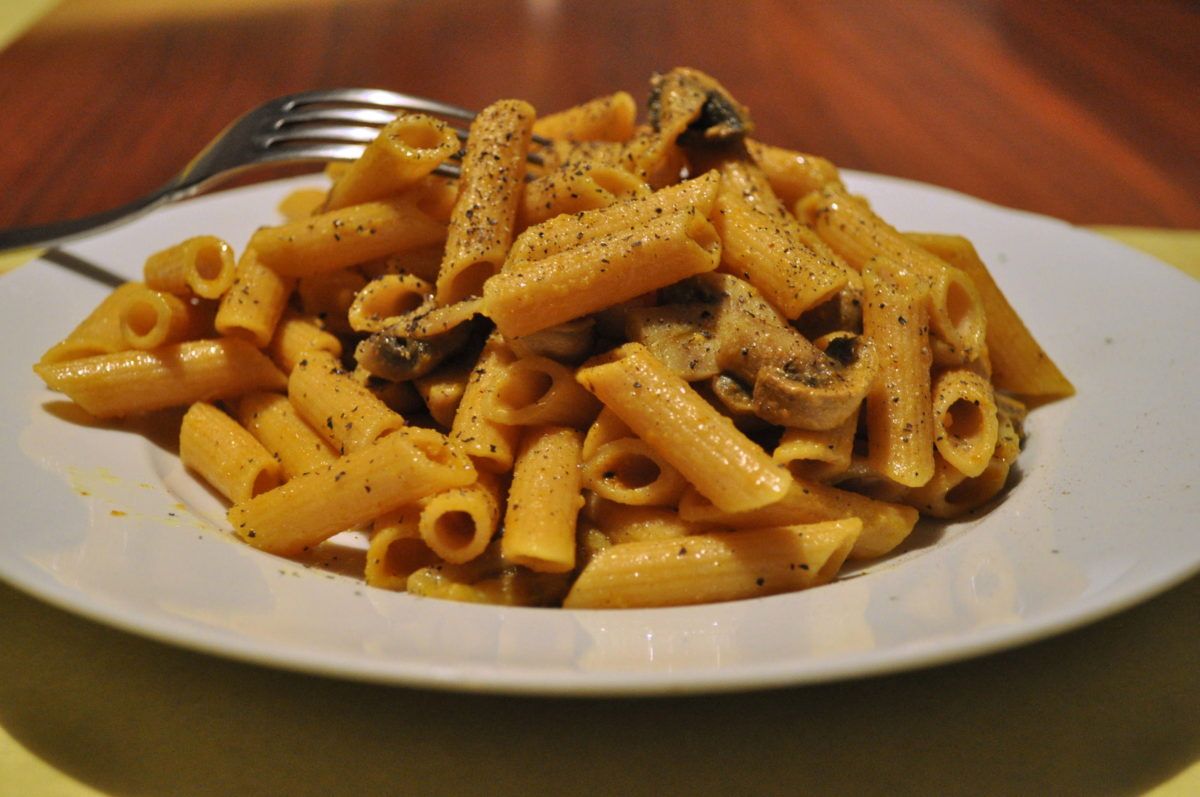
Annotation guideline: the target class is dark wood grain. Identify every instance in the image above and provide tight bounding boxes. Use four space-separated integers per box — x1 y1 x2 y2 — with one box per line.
0 0 1196 230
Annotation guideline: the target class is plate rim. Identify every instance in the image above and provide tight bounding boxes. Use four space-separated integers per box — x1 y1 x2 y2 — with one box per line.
2 170 1198 696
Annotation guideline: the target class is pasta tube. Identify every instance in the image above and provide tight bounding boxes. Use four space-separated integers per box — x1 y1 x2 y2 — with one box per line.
235 391 336 479
506 171 720 262
486 355 601 428
801 186 986 362
862 256 935 488
418 471 504 564
34 338 286 418
931 368 999 478
581 438 688 507
229 426 477 556
449 332 521 472
180 401 282 503
500 425 585 573
266 310 343 374
678 475 919 560
484 207 721 338
366 507 439 590
562 519 861 609
532 91 637 142
117 285 212 350
713 159 850 318
575 343 789 513
39 282 143 364
143 235 237 299
907 232 1074 401
435 99 536 303
324 113 460 211
288 350 406 454
249 196 447 277
214 247 294 347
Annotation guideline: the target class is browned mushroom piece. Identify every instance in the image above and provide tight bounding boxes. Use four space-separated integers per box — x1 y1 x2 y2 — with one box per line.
508 317 597 363
354 320 474 382
624 303 721 380
647 67 754 148
627 273 877 430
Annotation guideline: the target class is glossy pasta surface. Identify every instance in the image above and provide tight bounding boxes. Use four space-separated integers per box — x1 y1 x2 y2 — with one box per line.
32 68 1071 609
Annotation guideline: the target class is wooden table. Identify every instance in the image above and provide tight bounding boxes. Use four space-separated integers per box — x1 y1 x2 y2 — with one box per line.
1 2 1198 795
0 0 1197 230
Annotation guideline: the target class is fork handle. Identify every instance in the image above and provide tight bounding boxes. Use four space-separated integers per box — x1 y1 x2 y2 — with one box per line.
0 184 182 254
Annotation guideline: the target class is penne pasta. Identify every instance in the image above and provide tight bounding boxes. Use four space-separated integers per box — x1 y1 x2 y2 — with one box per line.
117 285 212 350
288 350 406 454
485 355 602 428
366 507 438 590
266 309 343 374
230 426 476 556
563 519 861 609
500 425 585 573
533 91 638 142
907 232 1074 401
931 368 999 478
34 338 286 418
418 471 504 564
235 390 337 479
144 235 237 299
435 99 536 303
576 343 790 513
713 158 850 319
39 282 143 364
862 256 935 488
485 207 721 338
214 247 294 347
581 437 688 507
35 68 1070 610
180 401 283 503
249 196 447 277
678 474 919 560
324 113 460 211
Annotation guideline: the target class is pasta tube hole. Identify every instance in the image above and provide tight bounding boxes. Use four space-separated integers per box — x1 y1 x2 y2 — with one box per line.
432 510 478 551
122 300 161 338
251 469 282 498
942 272 981 343
944 461 1009 508
944 398 984 440
363 289 425 320
444 260 494 303
406 432 458 466
603 452 661 490
496 367 554 410
392 120 452 152
383 536 436 577
194 244 229 281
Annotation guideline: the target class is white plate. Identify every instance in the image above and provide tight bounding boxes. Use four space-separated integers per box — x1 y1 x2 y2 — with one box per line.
2 173 1198 696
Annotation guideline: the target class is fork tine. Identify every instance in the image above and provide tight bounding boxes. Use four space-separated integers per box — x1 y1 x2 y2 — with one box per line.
261 124 382 146
281 88 477 121
278 89 553 146
258 143 369 164
277 107 400 129
0 88 555 253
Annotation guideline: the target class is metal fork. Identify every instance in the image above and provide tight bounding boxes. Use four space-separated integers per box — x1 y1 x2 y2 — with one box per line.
0 88 546 253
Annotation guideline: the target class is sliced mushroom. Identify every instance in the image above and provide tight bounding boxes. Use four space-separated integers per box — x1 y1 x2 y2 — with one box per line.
624 303 721 380
628 273 877 430
354 319 474 382
647 67 753 148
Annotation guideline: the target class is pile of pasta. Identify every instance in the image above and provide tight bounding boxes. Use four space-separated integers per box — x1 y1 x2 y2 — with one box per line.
34 68 1073 609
